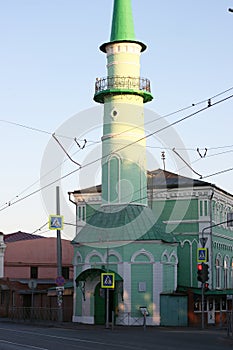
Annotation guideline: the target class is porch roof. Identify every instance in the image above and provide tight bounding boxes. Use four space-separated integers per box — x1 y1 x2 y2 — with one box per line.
178 286 233 296
72 204 176 246
75 268 123 284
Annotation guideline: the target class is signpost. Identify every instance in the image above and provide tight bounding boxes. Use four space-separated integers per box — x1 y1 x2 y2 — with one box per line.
197 248 208 263
56 275 65 287
49 186 64 322
48 215 64 230
101 273 115 289
101 270 115 328
28 279 37 319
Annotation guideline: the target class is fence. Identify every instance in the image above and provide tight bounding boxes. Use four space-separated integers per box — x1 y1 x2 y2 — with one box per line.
95 76 151 94
9 307 59 322
116 312 146 327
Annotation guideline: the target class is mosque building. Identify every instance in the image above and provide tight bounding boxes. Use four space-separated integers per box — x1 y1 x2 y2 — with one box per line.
69 0 233 327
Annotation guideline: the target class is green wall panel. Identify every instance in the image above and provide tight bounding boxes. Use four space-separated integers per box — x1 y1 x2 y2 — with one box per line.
131 264 153 317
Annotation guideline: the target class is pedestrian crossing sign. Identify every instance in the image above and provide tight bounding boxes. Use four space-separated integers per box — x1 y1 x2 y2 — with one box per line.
101 273 115 289
49 215 64 230
197 248 208 263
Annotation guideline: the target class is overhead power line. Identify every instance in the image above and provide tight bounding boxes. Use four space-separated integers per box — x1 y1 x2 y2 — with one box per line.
0 118 87 142
201 167 233 180
1 86 232 142
1 90 233 213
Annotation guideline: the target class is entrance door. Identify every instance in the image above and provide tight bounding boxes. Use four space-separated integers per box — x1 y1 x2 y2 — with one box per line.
94 283 105 325
94 283 115 325
160 295 188 326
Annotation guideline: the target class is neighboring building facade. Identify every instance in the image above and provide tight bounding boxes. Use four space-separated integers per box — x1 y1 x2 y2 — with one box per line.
0 232 74 321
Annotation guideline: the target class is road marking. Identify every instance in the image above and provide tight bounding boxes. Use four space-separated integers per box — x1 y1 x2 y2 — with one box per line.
0 339 48 350
0 327 137 349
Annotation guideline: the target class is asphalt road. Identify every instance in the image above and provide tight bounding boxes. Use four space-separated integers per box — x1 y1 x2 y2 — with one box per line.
0 321 232 350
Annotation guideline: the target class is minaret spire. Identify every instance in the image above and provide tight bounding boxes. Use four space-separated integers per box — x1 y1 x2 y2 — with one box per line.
100 0 146 52
110 0 135 42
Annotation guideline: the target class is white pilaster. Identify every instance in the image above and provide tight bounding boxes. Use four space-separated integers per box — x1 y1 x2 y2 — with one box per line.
122 262 131 313
153 262 163 325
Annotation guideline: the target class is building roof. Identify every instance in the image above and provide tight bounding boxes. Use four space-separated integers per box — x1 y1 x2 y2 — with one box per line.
148 169 233 198
72 204 176 245
70 169 233 199
147 169 211 189
3 231 44 243
70 169 210 195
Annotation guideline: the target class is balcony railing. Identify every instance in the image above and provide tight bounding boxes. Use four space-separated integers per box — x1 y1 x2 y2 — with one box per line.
95 76 151 94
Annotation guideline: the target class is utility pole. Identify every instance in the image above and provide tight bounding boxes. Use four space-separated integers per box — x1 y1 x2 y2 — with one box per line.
106 246 110 329
56 186 63 322
56 186 62 277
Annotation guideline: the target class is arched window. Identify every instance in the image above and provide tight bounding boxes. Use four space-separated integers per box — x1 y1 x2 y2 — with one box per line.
108 156 120 203
216 255 221 289
231 259 233 288
224 256 229 289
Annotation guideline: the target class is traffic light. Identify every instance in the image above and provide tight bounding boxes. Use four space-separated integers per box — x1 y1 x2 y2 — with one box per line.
197 263 209 283
202 263 209 282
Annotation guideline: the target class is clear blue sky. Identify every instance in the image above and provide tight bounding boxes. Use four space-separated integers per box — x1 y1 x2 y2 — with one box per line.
0 0 232 239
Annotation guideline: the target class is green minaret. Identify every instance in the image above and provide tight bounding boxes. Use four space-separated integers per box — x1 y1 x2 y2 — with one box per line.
94 0 153 206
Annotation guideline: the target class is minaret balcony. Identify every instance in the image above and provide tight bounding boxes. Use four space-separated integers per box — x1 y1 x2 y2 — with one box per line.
94 76 153 104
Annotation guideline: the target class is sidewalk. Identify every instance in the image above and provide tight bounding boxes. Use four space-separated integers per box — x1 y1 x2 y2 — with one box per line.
0 316 230 333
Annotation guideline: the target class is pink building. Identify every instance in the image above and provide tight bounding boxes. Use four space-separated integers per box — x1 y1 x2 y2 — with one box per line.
0 231 74 321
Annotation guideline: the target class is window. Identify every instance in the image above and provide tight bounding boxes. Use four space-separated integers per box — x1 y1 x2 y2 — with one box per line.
0 291 4 305
194 296 227 313
108 156 120 203
199 200 209 217
77 205 86 222
30 266 38 279
224 257 229 289
231 259 233 288
62 267 69 280
216 257 221 289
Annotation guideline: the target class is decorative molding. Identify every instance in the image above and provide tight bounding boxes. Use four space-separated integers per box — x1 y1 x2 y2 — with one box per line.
131 249 154 263
170 251 178 264
161 250 178 264
213 240 233 251
107 61 140 68
73 251 83 266
103 249 122 263
180 238 198 248
85 250 104 264
164 219 199 225
106 42 141 55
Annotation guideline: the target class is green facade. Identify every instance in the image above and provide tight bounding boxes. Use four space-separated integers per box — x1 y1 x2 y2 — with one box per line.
70 0 233 327
71 172 233 326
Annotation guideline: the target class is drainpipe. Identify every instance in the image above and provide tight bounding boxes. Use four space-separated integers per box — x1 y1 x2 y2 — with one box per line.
68 192 78 237
209 189 214 290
